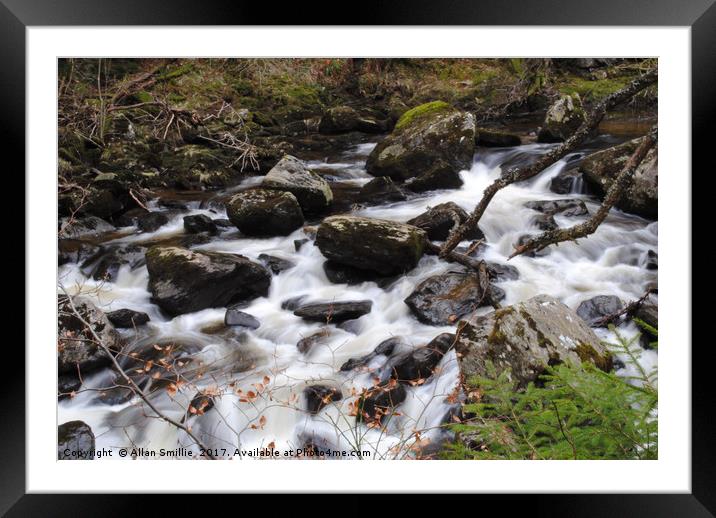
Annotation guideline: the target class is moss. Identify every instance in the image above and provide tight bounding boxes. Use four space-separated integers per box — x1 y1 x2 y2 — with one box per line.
135 90 153 103
395 101 451 131
518 308 553 349
158 62 194 82
487 306 514 347
575 343 613 372
558 75 632 101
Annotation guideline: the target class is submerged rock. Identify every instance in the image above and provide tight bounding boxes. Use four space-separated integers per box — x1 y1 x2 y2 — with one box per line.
359 177 407 204
576 295 623 327
58 296 122 375
366 101 475 185
405 270 503 326
137 211 169 233
357 380 407 425
183 214 218 234
58 421 96 460
476 127 522 147
145 246 271 315
224 306 261 329
550 168 584 194
537 94 586 143
315 216 426 276
390 333 455 382
293 300 373 323
258 254 295 274
106 308 150 328
403 160 464 192
580 137 658 219
407 202 484 241
58 239 101 266
322 260 386 285
226 189 304 237
340 337 402 372
456 295 612 388
83 244 146 282
297 331 329 354
262 155 333 213
304 385 343 414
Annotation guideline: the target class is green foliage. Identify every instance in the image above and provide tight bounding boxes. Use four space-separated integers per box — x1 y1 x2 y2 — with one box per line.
442 328 657 460
634 318 658 349
394 101 451 131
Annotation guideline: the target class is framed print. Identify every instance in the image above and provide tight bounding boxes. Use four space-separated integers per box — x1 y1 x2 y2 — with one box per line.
5 0 714 512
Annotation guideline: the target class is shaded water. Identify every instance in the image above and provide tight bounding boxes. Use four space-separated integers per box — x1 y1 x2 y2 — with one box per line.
58 136 657 459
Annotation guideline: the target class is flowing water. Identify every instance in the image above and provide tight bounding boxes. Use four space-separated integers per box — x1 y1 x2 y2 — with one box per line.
58 134 658 459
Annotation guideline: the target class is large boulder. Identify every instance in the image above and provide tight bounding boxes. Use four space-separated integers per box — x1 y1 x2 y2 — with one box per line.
405 269 504 326
366 101 476 185
537 94 586 143
315 216 426 276
226 189 304 236
407 202 484 241
262 155 333 213
580 137 658 219
145 246 271 315
58 296 122 375
456 295 612 388
58 421 96 460
318 105 387 134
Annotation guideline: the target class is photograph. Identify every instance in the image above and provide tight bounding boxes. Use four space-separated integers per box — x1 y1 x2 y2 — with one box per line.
56 57 659 462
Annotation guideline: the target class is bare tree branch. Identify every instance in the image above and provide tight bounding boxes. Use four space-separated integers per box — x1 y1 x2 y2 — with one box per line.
509 125 657 258
440 68 658 257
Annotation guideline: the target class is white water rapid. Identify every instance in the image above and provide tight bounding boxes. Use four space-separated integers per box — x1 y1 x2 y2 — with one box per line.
58 135 657 460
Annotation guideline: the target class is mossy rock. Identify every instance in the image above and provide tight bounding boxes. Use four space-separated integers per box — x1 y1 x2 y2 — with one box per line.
366 102 476 184
456 294 612 390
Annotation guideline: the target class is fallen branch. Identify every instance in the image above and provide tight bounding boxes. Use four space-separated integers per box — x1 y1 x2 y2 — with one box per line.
509 125 657 258
593 288 656 328
440 68 658 257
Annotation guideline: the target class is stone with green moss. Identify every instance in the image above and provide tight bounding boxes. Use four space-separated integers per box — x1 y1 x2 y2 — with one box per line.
315 216 426 276
366 101 476 186
456 294 612 389
262 155 332 213
537 94 586 143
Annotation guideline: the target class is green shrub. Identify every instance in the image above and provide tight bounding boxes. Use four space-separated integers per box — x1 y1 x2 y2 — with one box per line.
442 327 657 460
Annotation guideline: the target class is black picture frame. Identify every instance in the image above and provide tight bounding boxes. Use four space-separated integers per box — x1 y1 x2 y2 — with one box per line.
5 0 712 513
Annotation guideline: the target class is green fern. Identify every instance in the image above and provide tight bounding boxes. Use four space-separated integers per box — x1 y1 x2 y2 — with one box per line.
442 328 657 460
